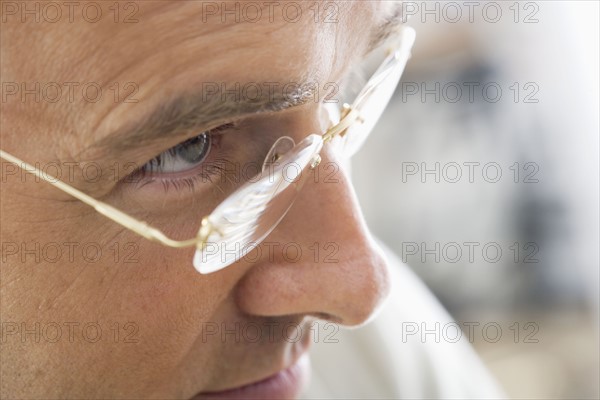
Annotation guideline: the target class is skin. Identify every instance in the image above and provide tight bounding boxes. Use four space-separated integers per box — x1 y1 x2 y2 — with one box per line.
0 1 396 398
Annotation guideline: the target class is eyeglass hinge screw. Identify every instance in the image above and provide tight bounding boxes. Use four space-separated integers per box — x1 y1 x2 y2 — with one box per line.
198 217 216 243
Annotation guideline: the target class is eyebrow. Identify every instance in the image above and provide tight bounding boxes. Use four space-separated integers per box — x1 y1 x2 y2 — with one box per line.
91 10 404 156
91 81 319 155
366 2 405 53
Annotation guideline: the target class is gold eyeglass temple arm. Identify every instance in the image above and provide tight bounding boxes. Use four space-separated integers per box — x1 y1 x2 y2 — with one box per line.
0 149 202 249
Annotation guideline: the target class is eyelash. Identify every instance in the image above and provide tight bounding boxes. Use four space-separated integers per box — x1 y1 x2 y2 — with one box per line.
128 123 236 194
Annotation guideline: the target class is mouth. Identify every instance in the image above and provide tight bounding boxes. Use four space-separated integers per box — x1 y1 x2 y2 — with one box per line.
191 353 311 400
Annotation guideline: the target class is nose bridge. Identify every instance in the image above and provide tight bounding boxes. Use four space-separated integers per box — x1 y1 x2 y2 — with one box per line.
235 148 391 327
279 144 373 250
284 150 366 245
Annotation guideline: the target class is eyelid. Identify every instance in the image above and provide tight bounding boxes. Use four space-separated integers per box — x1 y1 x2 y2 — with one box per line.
118 120 244 194
136 121 239 168
140 121 238 170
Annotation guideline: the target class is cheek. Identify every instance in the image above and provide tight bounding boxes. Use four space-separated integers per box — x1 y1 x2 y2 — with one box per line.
106 242 229 334
107 245 239 391
1 221 234 394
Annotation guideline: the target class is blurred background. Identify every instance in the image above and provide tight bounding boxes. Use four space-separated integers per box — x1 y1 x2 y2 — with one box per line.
351 1 599 399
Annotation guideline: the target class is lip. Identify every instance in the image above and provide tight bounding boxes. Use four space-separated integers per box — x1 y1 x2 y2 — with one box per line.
192 353 310 400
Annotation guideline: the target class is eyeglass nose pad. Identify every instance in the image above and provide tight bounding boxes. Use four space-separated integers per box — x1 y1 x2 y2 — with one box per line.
262 136 296 172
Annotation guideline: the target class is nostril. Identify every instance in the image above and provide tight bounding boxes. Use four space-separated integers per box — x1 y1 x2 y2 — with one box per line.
232 243 391 327
308 312 344 325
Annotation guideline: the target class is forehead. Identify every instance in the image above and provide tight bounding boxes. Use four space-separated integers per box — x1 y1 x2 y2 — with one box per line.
3 1 385 80
1 1 392 147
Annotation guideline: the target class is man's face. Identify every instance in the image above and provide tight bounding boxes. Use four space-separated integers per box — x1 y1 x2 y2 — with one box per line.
1 1 398 397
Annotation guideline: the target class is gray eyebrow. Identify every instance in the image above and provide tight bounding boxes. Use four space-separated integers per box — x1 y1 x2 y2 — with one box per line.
91 80 320 155
366 2 405 53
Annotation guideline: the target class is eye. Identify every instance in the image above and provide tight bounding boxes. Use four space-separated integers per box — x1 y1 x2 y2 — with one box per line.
126 123 237 195
142 132 212 175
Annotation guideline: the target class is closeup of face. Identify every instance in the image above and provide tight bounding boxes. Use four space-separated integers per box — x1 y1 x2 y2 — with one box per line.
1 1 400 398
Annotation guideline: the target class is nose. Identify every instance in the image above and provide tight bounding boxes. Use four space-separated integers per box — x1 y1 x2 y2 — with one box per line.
234 146 391 327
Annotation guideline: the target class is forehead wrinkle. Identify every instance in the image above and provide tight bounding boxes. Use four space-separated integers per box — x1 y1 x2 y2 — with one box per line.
84 22 297 144
89 27 320 148
65 0 279 87
37 1 377 158
40 4 242 137
88 19 330 145
81 13 240 86
87 24 247 132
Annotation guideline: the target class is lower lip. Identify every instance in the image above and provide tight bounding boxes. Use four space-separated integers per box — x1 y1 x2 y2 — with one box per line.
193 353 310 400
